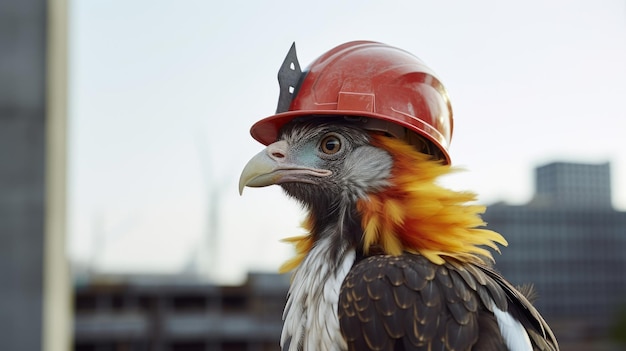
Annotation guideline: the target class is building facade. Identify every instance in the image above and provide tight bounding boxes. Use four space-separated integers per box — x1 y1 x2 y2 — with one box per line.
74 273 290 351
484 161 626 346
0 1 70 350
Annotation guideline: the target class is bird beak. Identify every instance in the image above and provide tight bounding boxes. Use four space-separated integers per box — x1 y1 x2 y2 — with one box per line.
239 140 332 194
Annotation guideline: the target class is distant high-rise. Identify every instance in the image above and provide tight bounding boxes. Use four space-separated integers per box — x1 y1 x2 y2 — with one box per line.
533 161 612 209
484 161 626 345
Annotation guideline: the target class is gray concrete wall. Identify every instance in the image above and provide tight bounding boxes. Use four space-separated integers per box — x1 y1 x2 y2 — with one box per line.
0 0 47 349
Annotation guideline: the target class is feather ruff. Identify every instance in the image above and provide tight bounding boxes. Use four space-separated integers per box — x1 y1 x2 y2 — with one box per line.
359 134 507 265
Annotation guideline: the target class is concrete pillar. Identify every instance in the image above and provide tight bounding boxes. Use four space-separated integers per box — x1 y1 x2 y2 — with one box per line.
44 0 71 350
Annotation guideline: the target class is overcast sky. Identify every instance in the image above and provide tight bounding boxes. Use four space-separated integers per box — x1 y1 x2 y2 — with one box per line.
68 0 626 284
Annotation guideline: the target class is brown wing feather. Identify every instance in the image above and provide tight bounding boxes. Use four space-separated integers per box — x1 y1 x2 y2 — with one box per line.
338 254 559 351
478 264 559 351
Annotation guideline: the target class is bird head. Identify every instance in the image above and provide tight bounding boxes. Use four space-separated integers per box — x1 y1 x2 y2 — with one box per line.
239 119 507 270
240 120 392 209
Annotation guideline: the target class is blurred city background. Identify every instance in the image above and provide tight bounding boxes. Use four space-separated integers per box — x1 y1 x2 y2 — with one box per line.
1 0 626 350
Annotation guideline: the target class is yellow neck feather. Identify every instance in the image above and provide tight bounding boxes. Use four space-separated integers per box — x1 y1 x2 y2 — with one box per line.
358 134 507 265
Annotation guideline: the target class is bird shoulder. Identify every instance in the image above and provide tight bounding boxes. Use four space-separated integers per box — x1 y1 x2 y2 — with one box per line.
338 253 559 351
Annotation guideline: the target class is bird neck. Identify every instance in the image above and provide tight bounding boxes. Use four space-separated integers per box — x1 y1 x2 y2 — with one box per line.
279 205 359 273
281 235 355 350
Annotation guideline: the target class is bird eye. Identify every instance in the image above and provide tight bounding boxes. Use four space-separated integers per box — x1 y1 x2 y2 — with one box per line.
320 135 342 155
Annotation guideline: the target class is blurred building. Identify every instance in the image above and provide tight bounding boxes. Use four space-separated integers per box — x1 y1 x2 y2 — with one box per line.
485 161 626 348
0 0 70 350
73 272 289 351
534 161 612 209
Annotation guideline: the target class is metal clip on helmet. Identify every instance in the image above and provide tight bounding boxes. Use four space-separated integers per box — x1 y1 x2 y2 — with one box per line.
249 41 454 164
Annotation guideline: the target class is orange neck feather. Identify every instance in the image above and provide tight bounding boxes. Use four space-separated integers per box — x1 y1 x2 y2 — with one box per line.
279 134 507 273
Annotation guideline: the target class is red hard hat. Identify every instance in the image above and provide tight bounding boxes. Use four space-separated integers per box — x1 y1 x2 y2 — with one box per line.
250 41 454 164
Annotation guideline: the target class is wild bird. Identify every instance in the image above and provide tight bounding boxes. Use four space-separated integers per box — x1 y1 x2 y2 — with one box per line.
239 41 559 351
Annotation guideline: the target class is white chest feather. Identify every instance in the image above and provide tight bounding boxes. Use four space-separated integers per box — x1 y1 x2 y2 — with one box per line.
281 237 356 351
